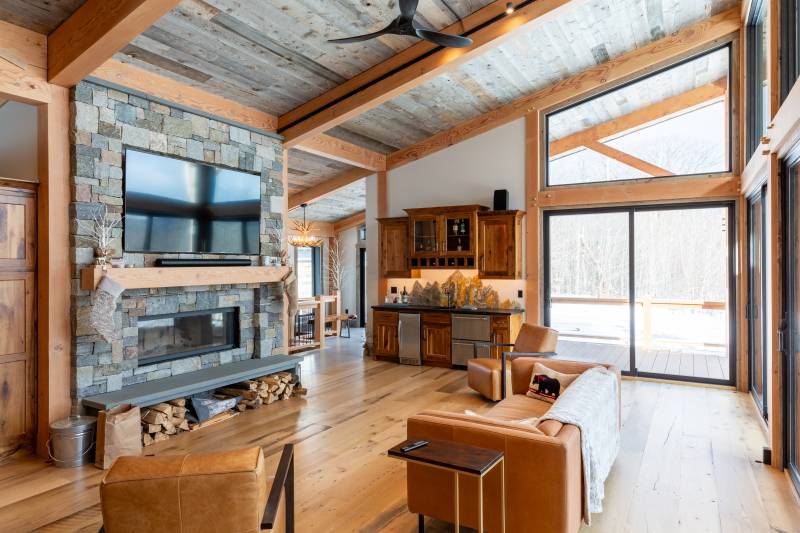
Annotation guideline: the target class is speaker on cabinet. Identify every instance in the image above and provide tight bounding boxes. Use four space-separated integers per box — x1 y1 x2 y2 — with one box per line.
493 189 509 211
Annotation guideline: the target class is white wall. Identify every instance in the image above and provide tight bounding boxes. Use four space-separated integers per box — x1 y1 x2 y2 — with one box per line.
338 225 359 315
365 120 529 334
387 119 526 216
0 101 38 181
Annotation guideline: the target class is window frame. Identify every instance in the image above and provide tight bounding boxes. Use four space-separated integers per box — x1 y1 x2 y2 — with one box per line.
780 0 800 102
294 245 323 298
746 0 769 160
543 43 734 188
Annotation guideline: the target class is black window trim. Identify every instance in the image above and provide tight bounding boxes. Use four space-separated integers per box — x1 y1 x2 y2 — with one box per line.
746 0 769 161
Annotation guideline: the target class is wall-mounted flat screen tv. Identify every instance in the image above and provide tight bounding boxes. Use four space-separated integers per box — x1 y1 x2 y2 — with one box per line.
124 148 260 255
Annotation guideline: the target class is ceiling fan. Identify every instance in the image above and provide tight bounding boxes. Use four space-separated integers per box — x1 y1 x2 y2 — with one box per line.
328 0 473 48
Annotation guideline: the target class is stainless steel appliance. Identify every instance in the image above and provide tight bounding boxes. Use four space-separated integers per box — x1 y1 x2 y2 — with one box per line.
451 314 491 366
398 313 421 365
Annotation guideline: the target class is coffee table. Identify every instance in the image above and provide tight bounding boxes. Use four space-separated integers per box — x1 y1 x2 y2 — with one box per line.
388 438 505 533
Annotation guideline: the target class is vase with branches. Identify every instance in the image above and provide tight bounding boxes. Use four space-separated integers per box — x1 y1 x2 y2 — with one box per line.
78 205 123 269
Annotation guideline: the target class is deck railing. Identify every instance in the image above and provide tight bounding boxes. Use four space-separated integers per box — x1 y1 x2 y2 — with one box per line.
550 296 727 349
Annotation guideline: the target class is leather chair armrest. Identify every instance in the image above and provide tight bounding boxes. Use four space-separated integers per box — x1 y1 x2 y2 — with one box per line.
262 444 295 532
499 352 557 399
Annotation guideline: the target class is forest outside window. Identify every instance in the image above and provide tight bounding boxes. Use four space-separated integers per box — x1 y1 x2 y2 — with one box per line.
546 46 731 187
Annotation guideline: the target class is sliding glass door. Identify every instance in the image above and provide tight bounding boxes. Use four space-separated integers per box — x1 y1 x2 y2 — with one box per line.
545 212 632 372
544 203 735 385
748 187 768 419
784 153 800 494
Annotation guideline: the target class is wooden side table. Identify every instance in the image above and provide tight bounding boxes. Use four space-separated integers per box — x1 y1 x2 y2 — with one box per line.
388 438 505 533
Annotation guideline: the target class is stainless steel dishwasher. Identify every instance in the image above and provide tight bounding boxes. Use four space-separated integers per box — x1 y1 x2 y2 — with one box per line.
451 314 491 366
398 313 421 365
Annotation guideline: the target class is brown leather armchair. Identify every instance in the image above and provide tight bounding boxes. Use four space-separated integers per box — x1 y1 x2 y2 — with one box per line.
467 323 558 401
99 444 294 533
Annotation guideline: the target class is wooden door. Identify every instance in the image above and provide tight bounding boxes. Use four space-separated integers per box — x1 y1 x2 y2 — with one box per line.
0 187 36 454
422 313 451 365
379 218 410 277
374 311 399 358
478 213 519 279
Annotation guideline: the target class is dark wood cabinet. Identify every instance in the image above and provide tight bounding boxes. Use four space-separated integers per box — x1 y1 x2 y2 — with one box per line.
374 311 399 359
406 205 486 269
421 313 451 365
378 218 410 277
478 211 523 279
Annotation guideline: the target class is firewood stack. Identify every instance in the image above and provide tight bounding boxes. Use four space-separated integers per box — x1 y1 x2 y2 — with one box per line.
141 398 189 447
140 372 306 446
216 371 305 411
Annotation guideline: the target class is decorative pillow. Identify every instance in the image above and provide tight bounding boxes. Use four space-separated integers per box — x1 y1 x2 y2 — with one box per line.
526 363 579 403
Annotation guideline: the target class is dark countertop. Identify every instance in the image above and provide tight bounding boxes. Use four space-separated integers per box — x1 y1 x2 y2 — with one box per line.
372 303 523 315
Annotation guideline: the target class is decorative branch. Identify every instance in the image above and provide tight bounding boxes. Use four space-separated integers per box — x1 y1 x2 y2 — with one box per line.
77 204 123 253
328 237 347 293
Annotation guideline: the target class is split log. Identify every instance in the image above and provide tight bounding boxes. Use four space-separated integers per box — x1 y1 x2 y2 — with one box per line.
142 410 168 425
168 398 186 407
142 423 162 433
149 403 173 417
153 432 169 443
217 388 258 400
142 433 155 447
172 406 187 418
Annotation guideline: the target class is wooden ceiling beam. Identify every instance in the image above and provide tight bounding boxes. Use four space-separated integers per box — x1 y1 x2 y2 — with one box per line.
387 7 740 170
279 0 572 146
549 81 727 157
90 59 278 132
48 0 181 87
334 211 366 235
0 20 49 104
584 141 672 176
289 167 373 210
295 134 386 171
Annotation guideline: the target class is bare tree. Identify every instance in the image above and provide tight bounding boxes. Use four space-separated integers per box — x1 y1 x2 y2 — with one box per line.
328 237 347 293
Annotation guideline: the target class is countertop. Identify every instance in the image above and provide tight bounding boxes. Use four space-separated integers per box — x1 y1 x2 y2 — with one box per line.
372 303 523 315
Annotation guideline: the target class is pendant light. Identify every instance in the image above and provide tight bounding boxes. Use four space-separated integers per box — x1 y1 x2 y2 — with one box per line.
288 204 323 248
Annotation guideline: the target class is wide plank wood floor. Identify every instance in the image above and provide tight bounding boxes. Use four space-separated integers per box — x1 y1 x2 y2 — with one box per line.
0 332 798 532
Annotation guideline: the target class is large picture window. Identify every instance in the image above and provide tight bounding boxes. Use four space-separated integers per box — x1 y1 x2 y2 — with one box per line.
781 0 800 102
747 0 769 159
545 46 731 187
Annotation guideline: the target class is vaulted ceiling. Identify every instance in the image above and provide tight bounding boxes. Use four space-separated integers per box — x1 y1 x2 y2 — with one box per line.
0 0 739 222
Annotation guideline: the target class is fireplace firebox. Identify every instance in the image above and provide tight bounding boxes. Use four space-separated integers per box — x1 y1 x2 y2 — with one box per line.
137 307 239 365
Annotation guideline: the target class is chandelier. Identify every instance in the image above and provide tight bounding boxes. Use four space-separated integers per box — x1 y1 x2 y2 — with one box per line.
288 204 323 248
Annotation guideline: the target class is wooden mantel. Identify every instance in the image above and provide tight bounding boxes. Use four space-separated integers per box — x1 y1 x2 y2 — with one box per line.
80 266 292 291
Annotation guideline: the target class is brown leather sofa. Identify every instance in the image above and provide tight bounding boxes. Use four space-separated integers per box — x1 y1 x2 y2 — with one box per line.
408 357 621 533
99 445 294 533
468 323 559 401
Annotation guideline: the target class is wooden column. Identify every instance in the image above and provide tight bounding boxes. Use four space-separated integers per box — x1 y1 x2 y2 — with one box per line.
280 148 290 355
525 112 542 324
36 85 72 457
377 171 388 302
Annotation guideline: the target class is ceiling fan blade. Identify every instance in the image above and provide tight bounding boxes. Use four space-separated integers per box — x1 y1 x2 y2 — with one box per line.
415 28 473 48
399 0 420 21
329 26 396 44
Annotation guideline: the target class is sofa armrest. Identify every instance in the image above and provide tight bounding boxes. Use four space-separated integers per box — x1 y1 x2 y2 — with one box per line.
406 412 583 532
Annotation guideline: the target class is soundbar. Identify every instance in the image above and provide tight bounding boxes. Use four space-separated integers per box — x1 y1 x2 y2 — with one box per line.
155 258 253 267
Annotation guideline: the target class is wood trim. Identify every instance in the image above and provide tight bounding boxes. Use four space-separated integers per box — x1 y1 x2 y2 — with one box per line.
278 1 524 130
0 21 49 104
535 175 741 209
388 8 741 170
549 81 727 157
279 148 290 356
35 86 71 457
583 141 673 177
766 153 783 469
333 211 366 235
90 59 278 132
279 0 573 145
770 67 800 159
295 134 386 172
525 112 541 324
377 171 388 314
47 0 180 87
288 167 372 210
80 266 292 291
742 150 769 195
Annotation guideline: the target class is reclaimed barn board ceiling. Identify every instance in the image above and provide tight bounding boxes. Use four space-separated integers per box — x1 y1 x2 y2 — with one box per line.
337 0 739 150
290 178 366 222
287 149 357 195
0 0 86 34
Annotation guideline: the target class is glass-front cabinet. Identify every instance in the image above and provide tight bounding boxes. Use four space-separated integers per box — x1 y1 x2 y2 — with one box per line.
406 206 486 268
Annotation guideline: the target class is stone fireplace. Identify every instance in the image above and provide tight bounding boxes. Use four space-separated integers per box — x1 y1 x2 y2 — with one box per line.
69 81 286 400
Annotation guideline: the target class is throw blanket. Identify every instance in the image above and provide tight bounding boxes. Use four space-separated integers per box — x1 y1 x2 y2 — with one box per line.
539 366 619 525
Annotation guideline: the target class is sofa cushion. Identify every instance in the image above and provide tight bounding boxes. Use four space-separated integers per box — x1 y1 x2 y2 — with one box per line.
526 362 579 403
486 393 552 421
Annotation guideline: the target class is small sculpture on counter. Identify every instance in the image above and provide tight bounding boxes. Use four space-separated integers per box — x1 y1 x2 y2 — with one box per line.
407 271 505 309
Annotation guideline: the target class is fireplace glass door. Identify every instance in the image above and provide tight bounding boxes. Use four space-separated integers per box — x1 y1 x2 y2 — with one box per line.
138 307 238 365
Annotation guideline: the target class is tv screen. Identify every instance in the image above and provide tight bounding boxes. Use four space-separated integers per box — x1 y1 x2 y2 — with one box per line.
124 149 260 255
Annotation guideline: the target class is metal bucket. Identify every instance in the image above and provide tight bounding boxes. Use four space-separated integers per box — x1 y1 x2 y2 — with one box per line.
48 415 97 468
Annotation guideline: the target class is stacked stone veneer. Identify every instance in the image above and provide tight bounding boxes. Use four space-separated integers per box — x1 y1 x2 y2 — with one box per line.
70 81 285 399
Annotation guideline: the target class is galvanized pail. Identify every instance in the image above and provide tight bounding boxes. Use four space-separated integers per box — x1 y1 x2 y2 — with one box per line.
48 415 97 468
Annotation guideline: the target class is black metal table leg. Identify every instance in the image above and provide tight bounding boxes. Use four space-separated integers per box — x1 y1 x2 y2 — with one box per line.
418 514 425 532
